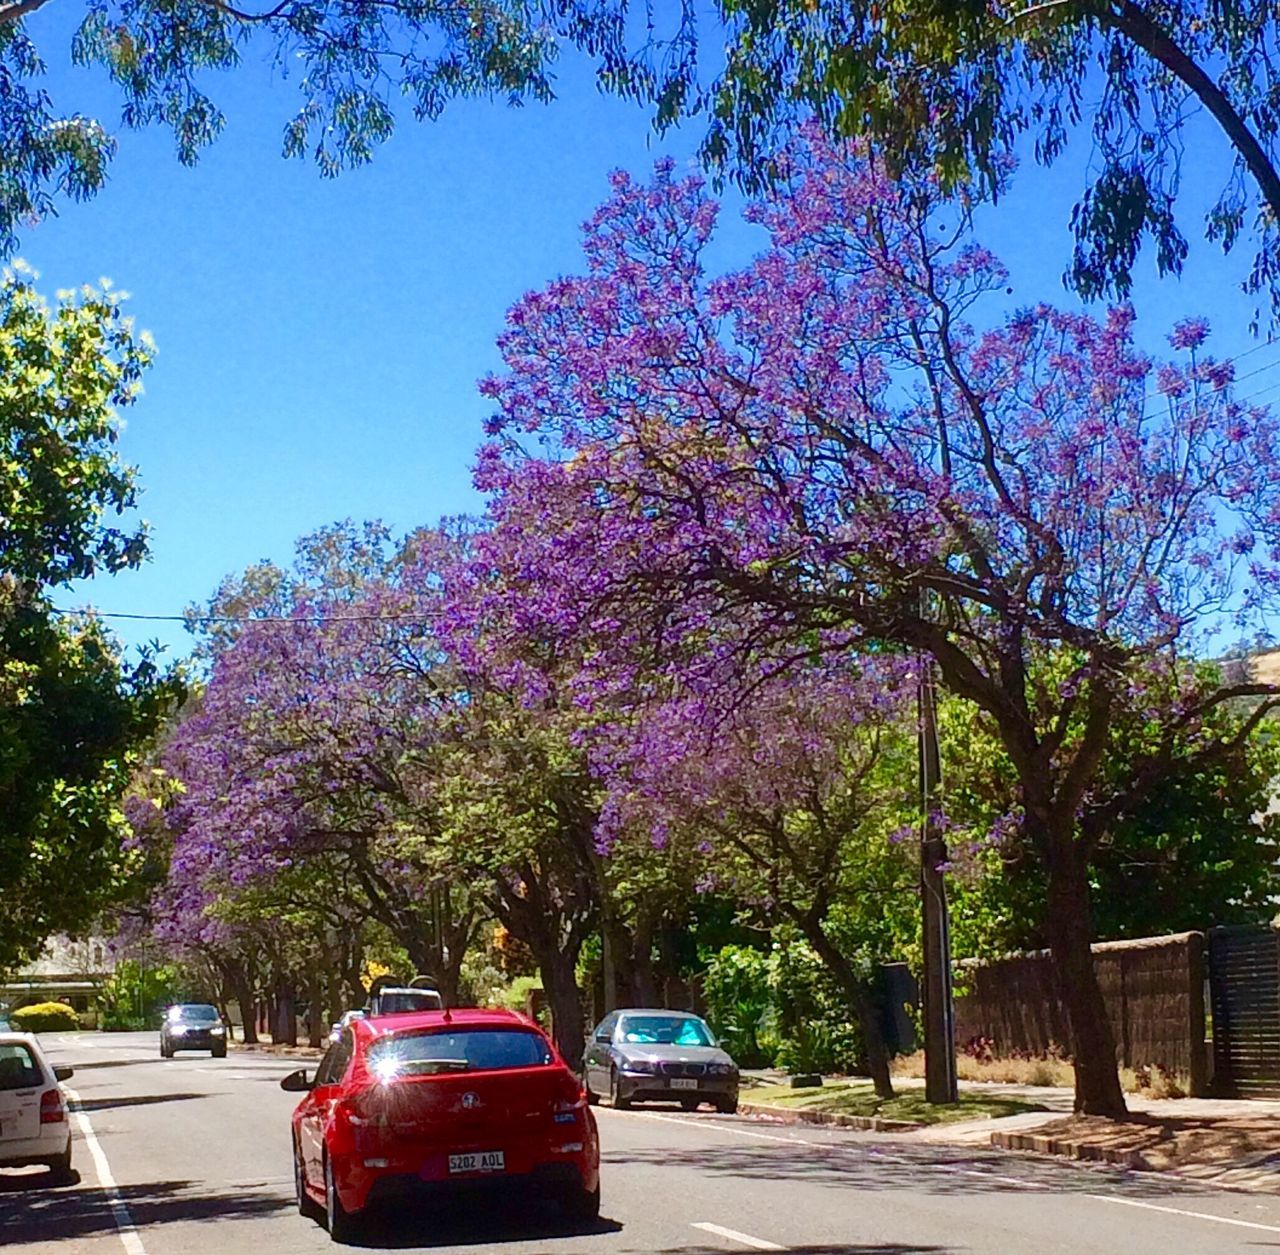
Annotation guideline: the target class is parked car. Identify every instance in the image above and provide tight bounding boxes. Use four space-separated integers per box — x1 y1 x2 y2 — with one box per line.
281 1007 599 1243
160 1003 228 1057
365 986 443 1016
328 1009 366 1045
582 1009 739 1113
0 1031 74 1179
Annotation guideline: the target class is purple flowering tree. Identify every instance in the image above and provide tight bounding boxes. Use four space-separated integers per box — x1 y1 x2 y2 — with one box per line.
474 133 1280 1116
592 659 918 1097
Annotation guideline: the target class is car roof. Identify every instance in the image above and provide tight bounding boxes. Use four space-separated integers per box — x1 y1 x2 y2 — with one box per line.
614 1008 705 1018
354 1007 537 1038
373 986 439 996
0 1031 46 1054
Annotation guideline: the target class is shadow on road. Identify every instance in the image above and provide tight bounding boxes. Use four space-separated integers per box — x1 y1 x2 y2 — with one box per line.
0 1179 292 1246
0 1169 83 1193
335 1198 622 1249
62 1058 156 1072
605 1139 1249 1203
71 1091 207 1112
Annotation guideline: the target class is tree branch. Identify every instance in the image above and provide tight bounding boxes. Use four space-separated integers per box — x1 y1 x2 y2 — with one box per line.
0 0 55 26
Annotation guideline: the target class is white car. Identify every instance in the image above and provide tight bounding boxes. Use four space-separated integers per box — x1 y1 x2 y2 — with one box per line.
0 1032 74 1179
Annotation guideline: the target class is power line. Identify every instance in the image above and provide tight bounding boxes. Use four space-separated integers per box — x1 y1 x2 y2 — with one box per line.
51 607 443 626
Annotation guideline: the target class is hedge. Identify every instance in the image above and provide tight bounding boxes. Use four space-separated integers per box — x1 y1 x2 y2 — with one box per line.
12 1002 81 1032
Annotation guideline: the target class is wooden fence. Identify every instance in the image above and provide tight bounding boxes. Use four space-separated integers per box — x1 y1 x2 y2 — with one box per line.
952 931 1208 1094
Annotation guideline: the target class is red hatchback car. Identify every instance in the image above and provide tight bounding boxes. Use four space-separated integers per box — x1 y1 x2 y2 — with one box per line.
281 1007 599 1242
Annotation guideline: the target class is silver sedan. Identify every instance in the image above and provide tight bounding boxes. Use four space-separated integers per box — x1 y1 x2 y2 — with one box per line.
582 1009 739 1113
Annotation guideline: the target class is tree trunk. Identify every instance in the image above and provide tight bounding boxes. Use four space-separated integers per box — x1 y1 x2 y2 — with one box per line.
800 923 895 1100
273 981 298 1047
1045 837 1128 1117
537 947 587 1063
229 967 258 1045
306 970 324 1049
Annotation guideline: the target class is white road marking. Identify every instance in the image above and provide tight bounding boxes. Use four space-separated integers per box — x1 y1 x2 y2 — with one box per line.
606 1108 810 1145
692 1221 785 1250
64 1084 148 1255
1085 1194 1280 1233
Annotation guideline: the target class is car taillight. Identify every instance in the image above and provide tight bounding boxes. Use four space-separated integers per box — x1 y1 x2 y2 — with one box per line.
553 1093 587 1124
40 1089 66 1124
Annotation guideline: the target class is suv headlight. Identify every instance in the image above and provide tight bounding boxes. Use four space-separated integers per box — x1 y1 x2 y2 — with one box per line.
211 1026 226 1035
171 1025 188 1035
624 1059 658 1074
708 1063 736 1076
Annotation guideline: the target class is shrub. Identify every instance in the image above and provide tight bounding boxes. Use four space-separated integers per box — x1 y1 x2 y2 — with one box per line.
703 946 778 1068
12 1001 81 1032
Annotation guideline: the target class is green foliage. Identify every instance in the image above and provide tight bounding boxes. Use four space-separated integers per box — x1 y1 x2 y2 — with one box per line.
940 668 1280 959
768 939 865 1076
12 1000 80 1032
702 944 778 1068
0 268 180 968
703 940 872 1073
0 265 152 586
97 960 179 1030
499 975 545 1019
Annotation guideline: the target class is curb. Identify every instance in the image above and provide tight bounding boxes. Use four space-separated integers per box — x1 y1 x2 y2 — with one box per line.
991 1129 1147 1170
739 1101 922 1133
229 1041 324 1059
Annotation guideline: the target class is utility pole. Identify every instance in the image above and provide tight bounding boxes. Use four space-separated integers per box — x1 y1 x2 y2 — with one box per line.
919 649 958 1104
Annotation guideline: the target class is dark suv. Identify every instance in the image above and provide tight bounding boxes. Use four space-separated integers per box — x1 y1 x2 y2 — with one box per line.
160 1004 228 1057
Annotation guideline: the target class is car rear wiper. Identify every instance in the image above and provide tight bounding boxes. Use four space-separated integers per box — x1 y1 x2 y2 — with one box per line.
406 1058 471 1073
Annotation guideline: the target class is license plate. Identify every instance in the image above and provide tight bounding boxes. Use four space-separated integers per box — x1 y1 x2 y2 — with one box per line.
448 1150 504 1174
669 1078 698 1091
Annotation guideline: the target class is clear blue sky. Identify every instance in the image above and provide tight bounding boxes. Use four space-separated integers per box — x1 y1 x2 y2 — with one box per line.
21 10 1268 660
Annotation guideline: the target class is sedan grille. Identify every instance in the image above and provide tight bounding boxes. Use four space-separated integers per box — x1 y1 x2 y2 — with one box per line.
656 1061 706 1078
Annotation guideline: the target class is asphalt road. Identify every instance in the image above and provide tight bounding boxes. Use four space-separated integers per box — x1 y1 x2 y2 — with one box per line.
4 1033 1280 1254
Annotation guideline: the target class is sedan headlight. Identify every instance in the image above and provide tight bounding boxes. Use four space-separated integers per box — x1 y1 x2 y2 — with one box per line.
211 1026 226 1035
170 1025 189 1035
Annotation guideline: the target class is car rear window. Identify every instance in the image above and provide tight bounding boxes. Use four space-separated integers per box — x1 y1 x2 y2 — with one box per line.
367 1029 554 1079
0 1044 41 1091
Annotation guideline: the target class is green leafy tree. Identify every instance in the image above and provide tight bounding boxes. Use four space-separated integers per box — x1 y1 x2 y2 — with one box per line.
942 674 1280 961
9 2 1280 323
0 265 178 967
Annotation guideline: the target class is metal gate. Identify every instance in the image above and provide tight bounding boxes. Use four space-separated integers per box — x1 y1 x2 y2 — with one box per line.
1208 925 1280 1097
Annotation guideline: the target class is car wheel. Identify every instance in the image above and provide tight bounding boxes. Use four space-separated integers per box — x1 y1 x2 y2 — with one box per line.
609 1068 631 1110
211 1045 227 1058
160 1043 171 1058
48 1143 73 1183
680 1097 700 1112
324 1152 358 1244
295 1139 322 1221
562 1183 600 1223
716 1095 739 1115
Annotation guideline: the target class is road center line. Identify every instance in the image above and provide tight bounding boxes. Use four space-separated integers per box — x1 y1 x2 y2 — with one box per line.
1084 1194 1280 1233
607 1108 810 1145
692 1221 785 1250
64 1085 149 1255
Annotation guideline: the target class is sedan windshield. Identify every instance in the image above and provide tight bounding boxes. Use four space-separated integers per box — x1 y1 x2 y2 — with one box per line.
618 1015 714 1046
367 1029 553 1080
172 1005 220 1023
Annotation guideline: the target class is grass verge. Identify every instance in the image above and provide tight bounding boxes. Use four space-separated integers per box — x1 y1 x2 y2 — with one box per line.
745 1080 1048 1125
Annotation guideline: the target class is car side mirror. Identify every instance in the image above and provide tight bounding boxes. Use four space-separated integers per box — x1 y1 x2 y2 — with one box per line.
279 1069 314 1093
53 1066 73 1082
595 1032 611 1043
